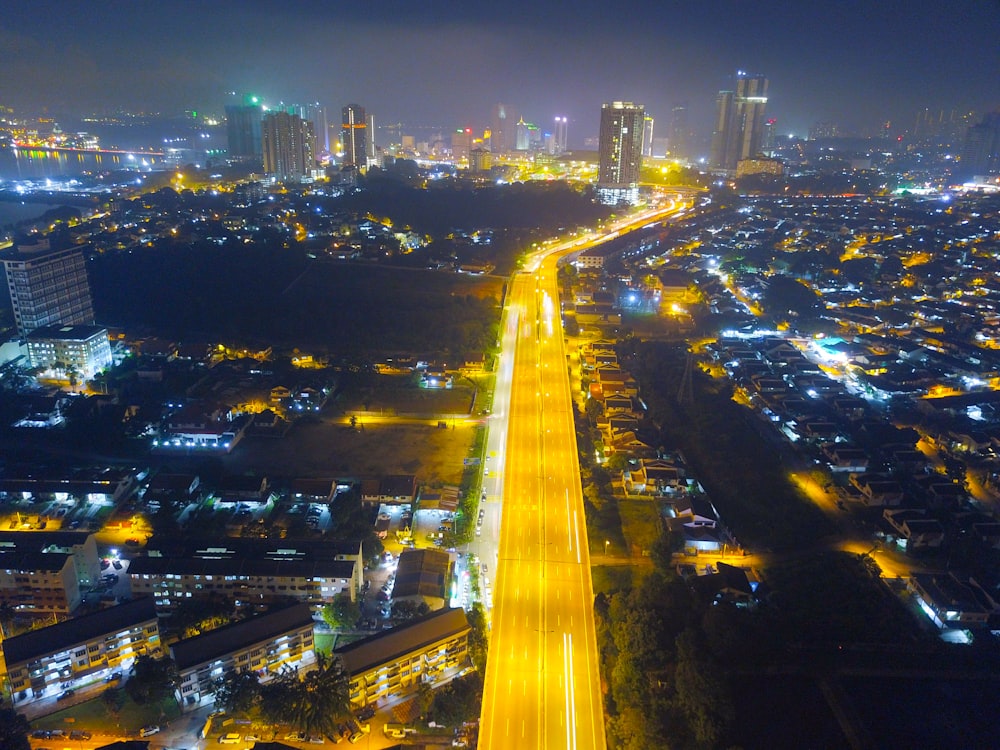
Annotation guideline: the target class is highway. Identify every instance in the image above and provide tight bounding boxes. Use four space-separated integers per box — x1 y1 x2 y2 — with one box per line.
480 200 689 750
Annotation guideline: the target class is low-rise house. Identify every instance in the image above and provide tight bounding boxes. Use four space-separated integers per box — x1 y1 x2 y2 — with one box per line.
170 603 315 710
908 573 994 629
334 607 471 708
821 444 870 472
2 598 161 705
850 473 905 507
622 459 685 496
362 475 418 506
883 509 946 551
393 549 451 610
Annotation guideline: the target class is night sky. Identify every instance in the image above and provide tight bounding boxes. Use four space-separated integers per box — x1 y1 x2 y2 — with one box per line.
3 0 998 142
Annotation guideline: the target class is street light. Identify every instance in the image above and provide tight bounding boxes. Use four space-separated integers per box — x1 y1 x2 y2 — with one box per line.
604 540 610 557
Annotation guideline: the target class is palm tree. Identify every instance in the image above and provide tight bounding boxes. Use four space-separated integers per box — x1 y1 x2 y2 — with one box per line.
284 654 353 738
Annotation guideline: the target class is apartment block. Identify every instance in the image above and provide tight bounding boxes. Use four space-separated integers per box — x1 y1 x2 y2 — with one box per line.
334 607 470 707
2 598 161 705
169 603 315 710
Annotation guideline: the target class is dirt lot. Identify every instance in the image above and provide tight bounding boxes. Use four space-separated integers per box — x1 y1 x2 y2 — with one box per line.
222 418 478 483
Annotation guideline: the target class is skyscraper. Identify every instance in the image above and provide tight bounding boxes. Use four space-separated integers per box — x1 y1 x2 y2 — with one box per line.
225 98 264 162
597 101 645 204
491 103 517 154
669 103 689 159
0 239 95 338
642 114 655 157
341 104 367 168
553 116 568 154
710 71 769 170
261 111 315 181
366 113 377 162
959 111 1000 179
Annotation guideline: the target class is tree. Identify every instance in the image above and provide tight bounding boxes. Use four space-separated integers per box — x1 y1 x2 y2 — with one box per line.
466 603 489 674
214 668 262 716
391 600 430 622
102 686 126 723
321 593 361 631
125 654 180 705
673 629 734 747
263 654 352 738
0 702 31 750
427 672 483 726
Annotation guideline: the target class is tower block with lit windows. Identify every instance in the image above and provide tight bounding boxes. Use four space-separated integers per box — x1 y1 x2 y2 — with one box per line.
597 101 645 205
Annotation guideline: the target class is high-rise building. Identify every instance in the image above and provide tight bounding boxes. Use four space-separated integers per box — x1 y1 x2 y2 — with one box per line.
341 104 367 168
959 111 1000 179
642 114 655 157
0 239 95 338
597 101 645 204
669 103 689 159
491 103 517 154
710 71 769 170
225 98 264 162
261 111 315 182
366 113 377 162
553 116 569 154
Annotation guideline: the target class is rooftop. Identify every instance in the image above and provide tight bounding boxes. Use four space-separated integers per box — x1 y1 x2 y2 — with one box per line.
169 603 314 671
1 597 158 667
334 607 469 676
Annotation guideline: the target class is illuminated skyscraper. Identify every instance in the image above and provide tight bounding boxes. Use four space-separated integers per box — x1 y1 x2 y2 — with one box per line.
710 71 769 170
366 113 377 162
261 111 315 181
642 114 655 157
0 239 95 337
598 101 645 204
341 104 367 168
553 116 568 154
225 97 264 161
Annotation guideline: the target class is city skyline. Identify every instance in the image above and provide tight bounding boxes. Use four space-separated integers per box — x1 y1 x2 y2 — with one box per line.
1 0 997 141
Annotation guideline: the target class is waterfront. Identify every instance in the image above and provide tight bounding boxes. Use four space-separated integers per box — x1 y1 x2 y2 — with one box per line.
0 145 164 182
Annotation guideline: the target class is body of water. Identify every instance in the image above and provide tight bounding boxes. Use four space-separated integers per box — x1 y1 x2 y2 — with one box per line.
0 146 165 182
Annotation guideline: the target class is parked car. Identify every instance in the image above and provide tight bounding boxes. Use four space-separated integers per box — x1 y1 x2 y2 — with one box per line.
139 725 161 737
70 731 92 741
57 689 75 700
106 670 123 682
218 733 241 744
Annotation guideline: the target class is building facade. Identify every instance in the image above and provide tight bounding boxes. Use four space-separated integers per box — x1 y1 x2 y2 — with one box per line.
2 597 161 705
127 556 357 615
169 603 315 710
262 111 315 182
710 71 769 171
597 102 645 205
0 530 101 613
0 240 95 337
225 101 264 161
341 104 367 168
334 607 470 708
26 324 112 380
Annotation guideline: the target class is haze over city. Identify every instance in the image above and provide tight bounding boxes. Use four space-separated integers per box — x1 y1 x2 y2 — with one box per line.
3 0 998 138
3 2 1000 750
